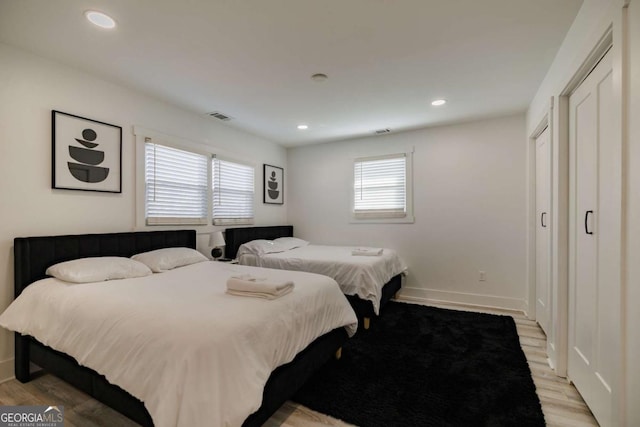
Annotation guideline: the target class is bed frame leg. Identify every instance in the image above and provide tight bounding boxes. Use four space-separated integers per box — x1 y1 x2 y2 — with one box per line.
363 317 371 330
15 333 31 383
335 347 342 360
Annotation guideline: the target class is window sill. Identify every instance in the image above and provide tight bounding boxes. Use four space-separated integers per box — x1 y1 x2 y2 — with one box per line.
349 215 415 224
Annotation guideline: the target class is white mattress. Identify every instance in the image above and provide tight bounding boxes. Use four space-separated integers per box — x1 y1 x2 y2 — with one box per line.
0 261 357 427
238 244 406 314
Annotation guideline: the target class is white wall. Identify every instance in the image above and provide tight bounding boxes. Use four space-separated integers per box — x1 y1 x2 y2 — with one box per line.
527 0 614 126
0 42 287 380
287 114 527 311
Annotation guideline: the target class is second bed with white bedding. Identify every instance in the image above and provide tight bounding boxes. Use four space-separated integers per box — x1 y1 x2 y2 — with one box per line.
238 244 406 315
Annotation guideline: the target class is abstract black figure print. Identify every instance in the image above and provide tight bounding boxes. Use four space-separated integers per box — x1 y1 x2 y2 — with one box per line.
263 164 284 204
52 111 122 193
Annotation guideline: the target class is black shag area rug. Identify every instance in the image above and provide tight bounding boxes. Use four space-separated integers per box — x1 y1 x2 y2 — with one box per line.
292 302 545 427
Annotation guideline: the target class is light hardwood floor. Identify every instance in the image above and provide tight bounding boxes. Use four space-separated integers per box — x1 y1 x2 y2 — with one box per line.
0 300 599 426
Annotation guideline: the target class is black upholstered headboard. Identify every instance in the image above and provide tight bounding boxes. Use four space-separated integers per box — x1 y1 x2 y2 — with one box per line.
225 226 293 259
14 230 196 298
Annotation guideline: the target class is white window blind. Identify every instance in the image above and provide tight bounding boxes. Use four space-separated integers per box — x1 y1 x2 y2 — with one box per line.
353 153 407 219
212 157 255 225
145 142 208 225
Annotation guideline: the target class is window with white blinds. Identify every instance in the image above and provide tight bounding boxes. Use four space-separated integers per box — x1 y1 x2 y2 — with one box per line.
212 157 255 225
353 153 407 219
145 142 209 225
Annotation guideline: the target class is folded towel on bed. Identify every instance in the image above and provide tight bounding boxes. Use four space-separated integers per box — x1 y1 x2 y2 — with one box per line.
229 273 266 282
226 275 294 299
351 248 384 256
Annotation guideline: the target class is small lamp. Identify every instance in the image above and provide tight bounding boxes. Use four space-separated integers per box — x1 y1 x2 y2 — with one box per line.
209 231 226 260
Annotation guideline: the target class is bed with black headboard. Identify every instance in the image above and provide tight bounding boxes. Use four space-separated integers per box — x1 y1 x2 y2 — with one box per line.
11 229 349 427
225 226 404 329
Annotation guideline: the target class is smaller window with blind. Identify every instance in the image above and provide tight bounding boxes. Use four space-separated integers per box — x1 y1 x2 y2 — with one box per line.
145 142 208 225
352 152 413 222
212 157 255 225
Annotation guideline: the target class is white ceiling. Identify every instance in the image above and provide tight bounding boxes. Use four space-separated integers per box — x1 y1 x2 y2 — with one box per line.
0 0 583 147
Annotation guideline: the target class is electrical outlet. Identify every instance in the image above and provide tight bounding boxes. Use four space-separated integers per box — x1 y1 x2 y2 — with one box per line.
479 271 486 282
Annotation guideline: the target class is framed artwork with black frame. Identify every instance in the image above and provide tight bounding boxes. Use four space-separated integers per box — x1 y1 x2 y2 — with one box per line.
263 164 284 205
52 110 122 193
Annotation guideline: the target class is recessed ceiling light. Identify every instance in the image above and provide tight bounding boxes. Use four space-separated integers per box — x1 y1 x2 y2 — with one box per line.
431 99 447 106
85 11 116 29
297 125 309 130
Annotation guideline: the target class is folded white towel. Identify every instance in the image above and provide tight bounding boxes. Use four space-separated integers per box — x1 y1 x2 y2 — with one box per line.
226 276 294 300
351 248 383 256
230 274 267 282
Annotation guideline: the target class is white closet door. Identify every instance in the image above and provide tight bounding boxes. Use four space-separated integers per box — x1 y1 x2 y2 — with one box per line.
535 127 551 335
568 49 617 427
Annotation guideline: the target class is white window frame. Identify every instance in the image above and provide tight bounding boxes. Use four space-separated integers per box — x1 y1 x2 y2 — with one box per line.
212 155 255 226
134 126 256 230
144 141 210 226
350 149 414 224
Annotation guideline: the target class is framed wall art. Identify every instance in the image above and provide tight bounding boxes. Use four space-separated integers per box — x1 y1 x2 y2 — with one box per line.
263 164 284 205
52 110 122 193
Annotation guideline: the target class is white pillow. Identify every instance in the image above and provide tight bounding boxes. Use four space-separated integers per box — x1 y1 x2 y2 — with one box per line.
238 239 287 256
46 257 152 283
132 247 208 272
274 237 309 250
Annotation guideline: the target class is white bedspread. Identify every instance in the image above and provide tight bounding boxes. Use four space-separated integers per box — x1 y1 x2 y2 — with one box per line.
0 261 357 427
238 244 406 314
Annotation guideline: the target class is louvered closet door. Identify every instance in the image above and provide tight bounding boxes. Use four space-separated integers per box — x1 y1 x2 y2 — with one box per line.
535 126 551 336
568 48 618 427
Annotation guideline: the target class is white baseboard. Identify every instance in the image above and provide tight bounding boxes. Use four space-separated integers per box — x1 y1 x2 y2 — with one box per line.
0 358 14 383
398 287 528 313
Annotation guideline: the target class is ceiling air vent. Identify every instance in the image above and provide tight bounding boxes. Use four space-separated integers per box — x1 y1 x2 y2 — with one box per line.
207 111 232 121
375 128 391 134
